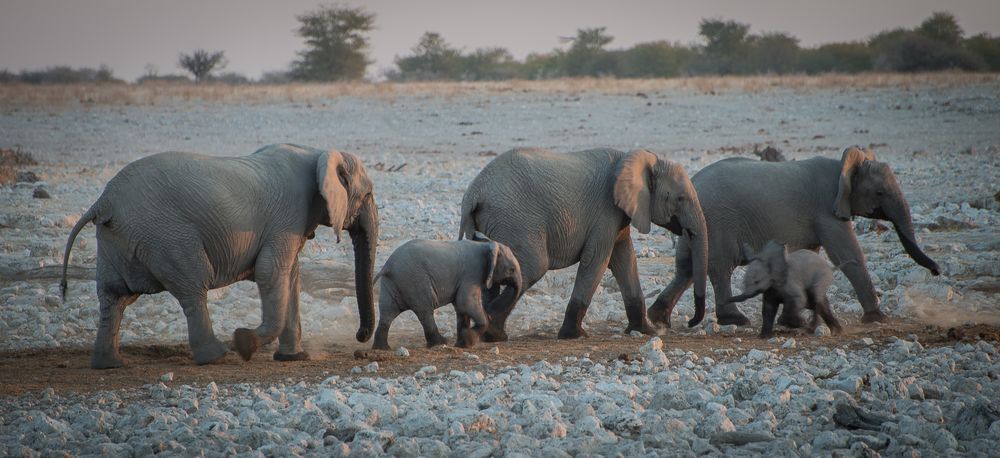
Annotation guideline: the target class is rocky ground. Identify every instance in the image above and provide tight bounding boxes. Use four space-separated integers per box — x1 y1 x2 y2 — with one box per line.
1 78 999 455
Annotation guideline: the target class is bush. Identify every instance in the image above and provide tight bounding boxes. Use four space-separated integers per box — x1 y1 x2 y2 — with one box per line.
9 65 121 84
799 42 874 74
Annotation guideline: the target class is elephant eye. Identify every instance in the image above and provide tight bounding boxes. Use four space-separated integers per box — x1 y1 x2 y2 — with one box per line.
876 190 885 197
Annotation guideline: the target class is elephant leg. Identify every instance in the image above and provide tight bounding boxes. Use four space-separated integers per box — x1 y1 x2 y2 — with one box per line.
608 231 655 336
712 263 751 326
777 302 805 329
649 238 693 328
174 291 229 365
414 306 447 348
372 286 402 350
557 245 612 339
818 222 884 322
455 285 488 348
91 279 138 370
814 295 842 335
274 261 309 362
235 248 292 361
759 290 782 339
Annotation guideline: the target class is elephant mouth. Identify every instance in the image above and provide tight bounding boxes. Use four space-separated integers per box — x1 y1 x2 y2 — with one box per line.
664 215 684 236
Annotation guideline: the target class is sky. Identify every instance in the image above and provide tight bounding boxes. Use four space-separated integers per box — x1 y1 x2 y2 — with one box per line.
1 0 998 81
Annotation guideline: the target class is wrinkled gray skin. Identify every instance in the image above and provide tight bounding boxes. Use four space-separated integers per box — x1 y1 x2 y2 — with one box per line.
372 233 522 350
459 148 709 341
61 144 379 369
651 146 940 328
728 241 843 338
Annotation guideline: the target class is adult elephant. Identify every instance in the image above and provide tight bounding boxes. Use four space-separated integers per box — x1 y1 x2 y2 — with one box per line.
458 147 709 341
650 146 940 328
61 144 379 369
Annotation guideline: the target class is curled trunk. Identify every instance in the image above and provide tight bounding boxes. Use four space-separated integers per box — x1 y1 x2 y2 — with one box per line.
348 196 379 342
885 199 940 276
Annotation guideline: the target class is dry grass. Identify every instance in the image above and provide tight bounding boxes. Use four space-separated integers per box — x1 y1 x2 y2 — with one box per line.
1 72 997 109
0 147 37 186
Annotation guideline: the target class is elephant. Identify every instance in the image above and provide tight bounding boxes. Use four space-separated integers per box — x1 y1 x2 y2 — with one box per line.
60 144 379 369
650 146 940 329
727 241 842 338
458 147 709 341
372 232 522 350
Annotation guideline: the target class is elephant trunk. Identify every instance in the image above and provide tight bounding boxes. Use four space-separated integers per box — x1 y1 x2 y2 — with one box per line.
349 196 379 342
683 201 710 327
727 291 760 304
885 199 940 276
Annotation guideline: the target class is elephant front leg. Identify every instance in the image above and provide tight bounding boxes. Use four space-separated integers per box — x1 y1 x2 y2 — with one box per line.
274 263 309 362
759 290 782 339
608 233 656 336
235 257 291 361
175 291 229 365
414 306 447 348
91 286 138 369
819 222 885 323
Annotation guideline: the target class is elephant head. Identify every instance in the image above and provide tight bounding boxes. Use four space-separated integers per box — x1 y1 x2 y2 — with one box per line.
318 150 379 342
833 147 940 276
614 150 709 327
729 241 789 303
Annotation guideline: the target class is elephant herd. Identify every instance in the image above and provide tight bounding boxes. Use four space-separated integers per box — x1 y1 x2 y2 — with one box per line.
60 143 939 369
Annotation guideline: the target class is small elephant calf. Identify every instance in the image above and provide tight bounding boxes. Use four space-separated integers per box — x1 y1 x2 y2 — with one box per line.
728 241 843 338
372 233 522 350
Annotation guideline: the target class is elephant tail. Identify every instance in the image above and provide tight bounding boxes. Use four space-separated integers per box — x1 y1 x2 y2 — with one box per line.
458 187 479 241
373 264 387 284
61 203 98 301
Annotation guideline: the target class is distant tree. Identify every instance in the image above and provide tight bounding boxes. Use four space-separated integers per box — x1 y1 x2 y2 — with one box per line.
518 52 565 79
699 19 751 74
965 33 1000 71
873 29 980 71
618 41 696 77
178 49 227 82
798 42 873 73
917 12 964 46
458 47 518 80
290 4 375 81
563 27 617 76
747 32 800 74
392 32 462 81
16 65 120 84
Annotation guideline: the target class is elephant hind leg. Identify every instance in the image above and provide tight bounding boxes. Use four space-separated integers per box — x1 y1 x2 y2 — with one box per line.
175 291 229 365
415 306 447 348
91 279 138 369
372 286 404 350
813 295 842 335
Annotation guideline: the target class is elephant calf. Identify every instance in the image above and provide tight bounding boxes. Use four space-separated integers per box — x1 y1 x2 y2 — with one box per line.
372 234 522 350
728 241 842 338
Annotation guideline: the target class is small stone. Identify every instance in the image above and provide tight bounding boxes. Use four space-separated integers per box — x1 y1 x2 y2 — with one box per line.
489 346 500 355
861 337 874 346
160 372 174 382
720 325 738 334
364 362 379 373
395 347 410 358
629 330 642 337
747 349 770 362
782 338 797 349
350 366 362 374
463 352 479 361
33 187 51 198
814 325 831 337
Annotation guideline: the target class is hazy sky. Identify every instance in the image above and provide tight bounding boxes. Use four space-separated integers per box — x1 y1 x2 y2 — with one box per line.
2 0 998 81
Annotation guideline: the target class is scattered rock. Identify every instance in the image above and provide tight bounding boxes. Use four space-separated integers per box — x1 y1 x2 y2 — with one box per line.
33 187 51 199
395 347 410 358
160 372 174 382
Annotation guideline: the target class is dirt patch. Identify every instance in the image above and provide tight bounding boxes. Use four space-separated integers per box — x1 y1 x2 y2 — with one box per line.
3 320 997 398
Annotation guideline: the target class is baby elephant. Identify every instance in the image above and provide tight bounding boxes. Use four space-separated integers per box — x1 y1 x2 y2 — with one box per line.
728 241 843 338
373 233 522 350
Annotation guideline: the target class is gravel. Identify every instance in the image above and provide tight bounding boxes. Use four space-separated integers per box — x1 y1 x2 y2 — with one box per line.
1 83 999 454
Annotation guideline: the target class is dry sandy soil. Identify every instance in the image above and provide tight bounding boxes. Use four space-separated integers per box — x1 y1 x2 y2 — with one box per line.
1 76 999 455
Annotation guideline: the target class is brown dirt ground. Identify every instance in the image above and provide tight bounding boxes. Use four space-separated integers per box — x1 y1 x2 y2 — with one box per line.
3 320 998 398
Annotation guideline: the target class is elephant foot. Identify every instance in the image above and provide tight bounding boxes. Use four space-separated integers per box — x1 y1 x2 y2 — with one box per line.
455 328 480 348
273 351 310 362
232 328 260 362
625 321 658 336
861 310 888 324
777 312 804 329
646 306 672 328
557 324 589 340
425 333 448 348
758 330 774 339
193 338 229 365
481 326 509 343
372 340 391 351
90 351 125 370
717 312 752 327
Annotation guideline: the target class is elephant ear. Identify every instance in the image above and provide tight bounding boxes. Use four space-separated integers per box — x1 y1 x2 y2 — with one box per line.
763 241 789 287
317 150 350 243
833 146 876 220
614 150 658 234
484 242 500 289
